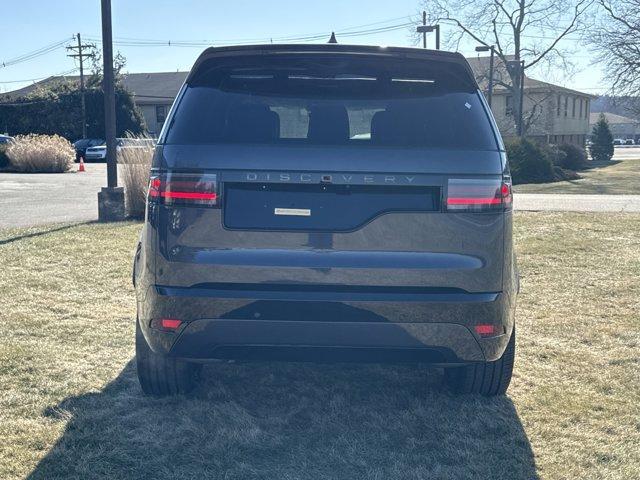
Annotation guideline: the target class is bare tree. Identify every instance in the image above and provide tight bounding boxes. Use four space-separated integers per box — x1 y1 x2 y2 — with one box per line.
592 0 640 112
87 47 127 86
419 0 593 134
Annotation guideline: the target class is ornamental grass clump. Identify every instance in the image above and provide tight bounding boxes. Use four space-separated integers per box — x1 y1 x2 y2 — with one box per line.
6 134 75 173
118 134 154 219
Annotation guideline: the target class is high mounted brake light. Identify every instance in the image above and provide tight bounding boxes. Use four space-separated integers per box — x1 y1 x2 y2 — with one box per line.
148 173 219 207
446 177 512 212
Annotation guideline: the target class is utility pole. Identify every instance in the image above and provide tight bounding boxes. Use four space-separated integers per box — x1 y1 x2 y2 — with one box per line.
507 60 526 137
416 17 440 50
66 33 95 139
98 0 125 221
517 60 525 136
475 45 495 107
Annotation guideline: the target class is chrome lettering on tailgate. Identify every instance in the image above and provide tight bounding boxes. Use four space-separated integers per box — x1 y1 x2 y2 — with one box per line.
274 208 311 217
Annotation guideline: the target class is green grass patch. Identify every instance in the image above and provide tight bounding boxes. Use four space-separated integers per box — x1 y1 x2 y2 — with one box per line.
514 156 640 195
0 214 638 479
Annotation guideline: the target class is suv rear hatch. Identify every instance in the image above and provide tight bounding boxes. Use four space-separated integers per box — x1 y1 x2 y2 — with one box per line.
151 46 507 294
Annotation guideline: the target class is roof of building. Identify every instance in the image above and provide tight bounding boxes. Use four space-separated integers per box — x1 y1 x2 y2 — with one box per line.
120 71 187 103
0 71 188 104
466 55 596 98
589 111 639 125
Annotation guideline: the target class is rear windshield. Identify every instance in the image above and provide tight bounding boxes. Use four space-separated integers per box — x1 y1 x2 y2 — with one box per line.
164 54 497 150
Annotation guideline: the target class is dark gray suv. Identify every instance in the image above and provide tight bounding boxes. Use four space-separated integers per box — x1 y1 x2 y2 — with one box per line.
133 44 517 397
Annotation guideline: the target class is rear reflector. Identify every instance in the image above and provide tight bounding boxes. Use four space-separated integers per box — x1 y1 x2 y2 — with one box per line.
148 173 218 207
150 318 183 331
161 319 182 330
474 324 496 336
446 178 512 212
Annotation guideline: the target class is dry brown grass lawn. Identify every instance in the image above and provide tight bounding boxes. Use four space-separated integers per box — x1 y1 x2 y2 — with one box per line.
0 213 638 480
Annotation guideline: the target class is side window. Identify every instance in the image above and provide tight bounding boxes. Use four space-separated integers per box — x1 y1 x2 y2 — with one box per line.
557 95 561 116
156 105 167 125
572 97 576 117
564 96 568 117
505 95 513 116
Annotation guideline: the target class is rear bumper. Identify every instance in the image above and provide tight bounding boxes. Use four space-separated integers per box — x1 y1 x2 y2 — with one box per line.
172 319 489 364
138 284 515 363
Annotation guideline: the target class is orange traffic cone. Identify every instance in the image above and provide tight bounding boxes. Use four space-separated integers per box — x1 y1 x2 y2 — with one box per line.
78 157 85 172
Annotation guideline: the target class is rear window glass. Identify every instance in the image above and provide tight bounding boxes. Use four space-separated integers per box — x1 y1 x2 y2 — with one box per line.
164 55 497 150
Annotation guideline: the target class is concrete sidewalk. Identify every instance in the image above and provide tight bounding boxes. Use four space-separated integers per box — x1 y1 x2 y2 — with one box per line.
514 193 640 212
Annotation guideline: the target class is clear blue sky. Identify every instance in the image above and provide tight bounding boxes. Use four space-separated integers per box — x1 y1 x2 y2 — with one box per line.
0 0 604 94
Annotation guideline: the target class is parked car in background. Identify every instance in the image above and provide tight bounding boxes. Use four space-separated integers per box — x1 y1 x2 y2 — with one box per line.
118 137 156 149
73 138 104 161
84 138 156 162
624 139 635 146
613 138 624 146
0 134 14 144
133 44 518 397
84 143 107 161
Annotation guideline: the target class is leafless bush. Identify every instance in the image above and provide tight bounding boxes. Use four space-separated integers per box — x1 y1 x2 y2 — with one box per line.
6 134 75 173
118 135 153 219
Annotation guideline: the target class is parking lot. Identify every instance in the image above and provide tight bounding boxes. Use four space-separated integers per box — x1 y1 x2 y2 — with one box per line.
0 164 109 229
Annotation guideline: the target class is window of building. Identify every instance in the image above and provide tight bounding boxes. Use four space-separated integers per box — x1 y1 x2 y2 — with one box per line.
572 97 576 117
585 99 589 118
557 95 561 116
579 98 583 118
156 105 167 125
564 96 568 117
505 95 513 116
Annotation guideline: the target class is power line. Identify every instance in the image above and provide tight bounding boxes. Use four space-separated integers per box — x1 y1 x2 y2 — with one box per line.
82 15 414 46
0 68 79 84
82 19 415 48
0 37 73 69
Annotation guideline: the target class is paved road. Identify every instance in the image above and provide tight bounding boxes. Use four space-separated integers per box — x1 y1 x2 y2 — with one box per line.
0 163 110 229
2 162 640 230
611 145 640 160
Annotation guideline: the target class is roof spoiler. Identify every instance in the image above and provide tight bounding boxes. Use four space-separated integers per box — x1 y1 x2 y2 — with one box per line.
185 44 477 86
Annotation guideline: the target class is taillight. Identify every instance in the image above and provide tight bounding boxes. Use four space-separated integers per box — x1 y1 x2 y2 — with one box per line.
446 177 512 212
148 173 218 207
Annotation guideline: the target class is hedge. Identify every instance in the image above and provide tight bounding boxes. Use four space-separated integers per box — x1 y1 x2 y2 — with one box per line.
505 138 555 184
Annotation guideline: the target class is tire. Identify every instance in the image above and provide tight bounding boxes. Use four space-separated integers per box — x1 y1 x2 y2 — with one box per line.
444 327 515 396
136 320 202 396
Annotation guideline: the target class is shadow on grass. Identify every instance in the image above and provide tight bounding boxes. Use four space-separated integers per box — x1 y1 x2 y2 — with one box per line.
29 360 538 480
0 222 94 245
581 159 622 172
